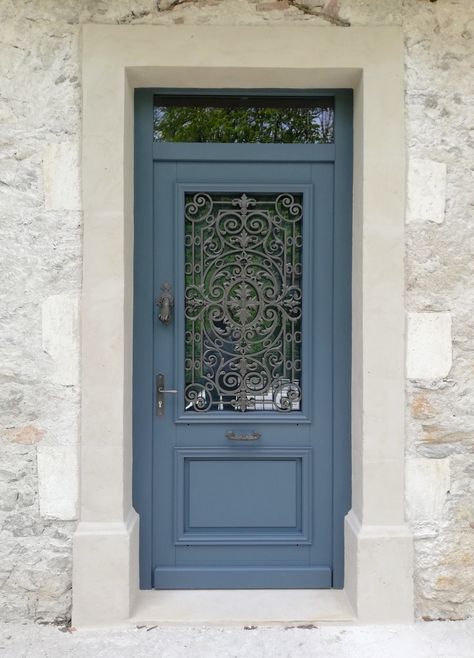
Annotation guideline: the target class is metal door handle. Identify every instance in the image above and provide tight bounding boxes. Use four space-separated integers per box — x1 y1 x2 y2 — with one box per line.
226 431 261 441
156 282 174 325
156 374 177 416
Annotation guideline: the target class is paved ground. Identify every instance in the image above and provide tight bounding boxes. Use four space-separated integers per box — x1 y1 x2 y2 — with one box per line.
0 620 473 657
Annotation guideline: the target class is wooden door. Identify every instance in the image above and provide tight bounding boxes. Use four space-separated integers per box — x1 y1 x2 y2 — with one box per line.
133 91 352 589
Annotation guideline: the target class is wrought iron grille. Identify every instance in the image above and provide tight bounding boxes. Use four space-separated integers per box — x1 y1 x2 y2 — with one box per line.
184 192 303 413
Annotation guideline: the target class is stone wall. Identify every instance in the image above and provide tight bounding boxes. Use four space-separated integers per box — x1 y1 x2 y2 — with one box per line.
0 0 472 622
404 1 474 620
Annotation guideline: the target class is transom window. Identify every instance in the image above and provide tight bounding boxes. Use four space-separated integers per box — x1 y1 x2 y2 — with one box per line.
154 94 334 144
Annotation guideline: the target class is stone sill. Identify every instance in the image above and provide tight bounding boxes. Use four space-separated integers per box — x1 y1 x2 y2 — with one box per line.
130 589 356 626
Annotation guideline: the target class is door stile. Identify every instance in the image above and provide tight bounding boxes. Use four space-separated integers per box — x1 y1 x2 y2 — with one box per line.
133 89 156 589
331 92 353 588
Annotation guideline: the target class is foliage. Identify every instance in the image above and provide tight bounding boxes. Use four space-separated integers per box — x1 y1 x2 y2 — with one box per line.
154 106 334 143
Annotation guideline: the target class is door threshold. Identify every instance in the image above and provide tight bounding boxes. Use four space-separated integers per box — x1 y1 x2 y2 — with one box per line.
131 589 356 626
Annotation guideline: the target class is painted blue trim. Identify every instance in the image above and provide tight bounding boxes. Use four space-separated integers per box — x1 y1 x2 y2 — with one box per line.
174 448 312 545
133 89 156 589
154 566 332 589
174 412 311 425
152 87 346 97
331 92 353 588
154 143 336 162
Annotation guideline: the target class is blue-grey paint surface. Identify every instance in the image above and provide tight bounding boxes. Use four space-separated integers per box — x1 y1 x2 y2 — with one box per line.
133 89 352 590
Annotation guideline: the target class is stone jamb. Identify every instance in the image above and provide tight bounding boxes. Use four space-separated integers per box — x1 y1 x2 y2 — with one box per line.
73 24 413 626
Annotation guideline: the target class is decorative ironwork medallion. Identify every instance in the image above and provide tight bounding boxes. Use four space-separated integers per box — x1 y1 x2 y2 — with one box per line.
184 192 303 412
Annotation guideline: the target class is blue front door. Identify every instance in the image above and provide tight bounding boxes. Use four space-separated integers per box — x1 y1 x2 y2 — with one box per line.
133 91 352 590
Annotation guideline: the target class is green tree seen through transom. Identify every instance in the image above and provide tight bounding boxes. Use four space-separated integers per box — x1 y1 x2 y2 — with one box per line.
154 106 334 144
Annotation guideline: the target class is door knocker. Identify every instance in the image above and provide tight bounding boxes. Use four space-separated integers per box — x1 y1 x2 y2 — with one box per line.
157 282 174 325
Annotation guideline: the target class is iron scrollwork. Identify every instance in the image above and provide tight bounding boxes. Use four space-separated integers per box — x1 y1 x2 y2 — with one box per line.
184 192 303 413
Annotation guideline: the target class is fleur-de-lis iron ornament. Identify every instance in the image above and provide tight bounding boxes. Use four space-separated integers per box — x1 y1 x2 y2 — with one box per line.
157 282 174 325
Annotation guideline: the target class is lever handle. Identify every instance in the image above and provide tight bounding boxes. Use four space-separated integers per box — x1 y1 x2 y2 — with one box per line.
156 374 177 416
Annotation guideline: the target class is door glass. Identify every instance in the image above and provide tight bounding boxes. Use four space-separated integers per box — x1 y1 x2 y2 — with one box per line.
184 191 303 413
154 95 334 144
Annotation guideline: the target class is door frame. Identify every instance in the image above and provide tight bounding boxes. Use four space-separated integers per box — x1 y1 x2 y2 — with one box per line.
73 24 413 626
133 88 352 590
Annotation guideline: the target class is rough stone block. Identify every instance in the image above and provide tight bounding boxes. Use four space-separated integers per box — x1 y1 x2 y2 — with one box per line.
37 445 78 520
407 158 447 224
410 393 437 420
407 312 452 380
256 1 290 10
406 457 450 522
43 142 81 211
41 295 80 386
4 425 44 445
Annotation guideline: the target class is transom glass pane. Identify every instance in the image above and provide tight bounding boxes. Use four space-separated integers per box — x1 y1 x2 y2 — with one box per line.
154 95 334 144
184 191 303 413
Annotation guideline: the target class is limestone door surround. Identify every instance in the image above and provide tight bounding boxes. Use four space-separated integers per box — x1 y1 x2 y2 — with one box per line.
73 24 413 626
